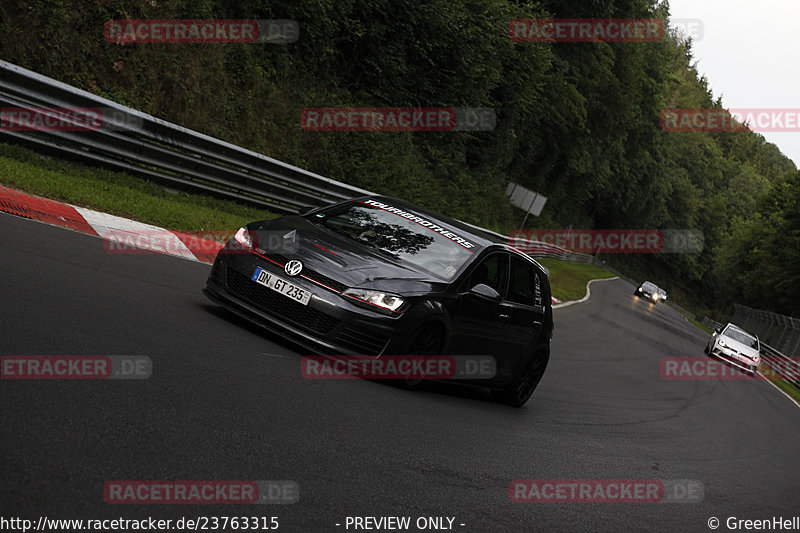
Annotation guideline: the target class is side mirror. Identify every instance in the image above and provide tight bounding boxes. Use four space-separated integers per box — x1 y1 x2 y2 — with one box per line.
468 283 502 303
298 206 315 215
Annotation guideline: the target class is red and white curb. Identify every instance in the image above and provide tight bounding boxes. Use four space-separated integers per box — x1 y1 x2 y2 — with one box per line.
0 185 223 263
0 185 617 303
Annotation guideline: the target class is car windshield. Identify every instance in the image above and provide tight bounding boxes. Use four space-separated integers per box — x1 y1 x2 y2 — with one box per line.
311 201 476 280
723 327 759 349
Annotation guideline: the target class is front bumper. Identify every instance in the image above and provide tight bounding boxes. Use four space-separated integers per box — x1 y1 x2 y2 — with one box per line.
708 346 760 374
636 289 660 302
204 249 424 356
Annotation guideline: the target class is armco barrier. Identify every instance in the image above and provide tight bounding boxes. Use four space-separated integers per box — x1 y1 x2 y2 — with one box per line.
0 60 371 214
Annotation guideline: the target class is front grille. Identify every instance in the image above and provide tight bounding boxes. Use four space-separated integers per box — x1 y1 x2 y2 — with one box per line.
263 253 348 293
334 326 392 355
226 269 340 334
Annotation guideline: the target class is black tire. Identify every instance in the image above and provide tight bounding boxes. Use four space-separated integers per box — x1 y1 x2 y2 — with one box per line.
492 347 549 407
400 324 444 389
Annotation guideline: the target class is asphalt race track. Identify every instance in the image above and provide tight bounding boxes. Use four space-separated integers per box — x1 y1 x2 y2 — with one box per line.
2 212 798 533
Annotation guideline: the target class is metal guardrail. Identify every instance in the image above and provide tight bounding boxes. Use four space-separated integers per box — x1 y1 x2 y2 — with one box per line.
0 60 371 214
507 235 594 264
759 344 800 389
0 59 590 266
701 317 723 331
701 316 798 388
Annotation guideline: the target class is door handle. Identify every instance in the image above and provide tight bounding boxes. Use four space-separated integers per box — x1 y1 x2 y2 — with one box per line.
498 313 510 320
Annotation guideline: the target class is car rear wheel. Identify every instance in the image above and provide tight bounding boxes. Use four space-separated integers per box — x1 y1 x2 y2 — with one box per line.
400 324 444 389
492 347 549 407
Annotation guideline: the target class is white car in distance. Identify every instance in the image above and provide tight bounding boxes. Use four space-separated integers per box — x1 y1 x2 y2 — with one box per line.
705 323 761 376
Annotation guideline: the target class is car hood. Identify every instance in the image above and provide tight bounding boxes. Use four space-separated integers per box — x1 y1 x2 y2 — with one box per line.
250 216 445 293
719 335 759 357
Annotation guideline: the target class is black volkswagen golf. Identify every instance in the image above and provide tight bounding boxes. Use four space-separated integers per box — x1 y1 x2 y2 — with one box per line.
203 196 554 406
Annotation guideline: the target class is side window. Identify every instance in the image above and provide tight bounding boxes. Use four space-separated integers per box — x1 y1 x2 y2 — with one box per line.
507 256 543 307
464 253 508 296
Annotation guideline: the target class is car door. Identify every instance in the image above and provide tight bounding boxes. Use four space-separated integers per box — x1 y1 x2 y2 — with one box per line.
498 255 547 378
448 251 518 383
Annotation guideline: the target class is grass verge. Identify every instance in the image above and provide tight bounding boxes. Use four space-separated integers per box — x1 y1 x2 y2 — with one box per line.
682 315 713 335
0 143 275 235
536 257 615 302
762 373 800 405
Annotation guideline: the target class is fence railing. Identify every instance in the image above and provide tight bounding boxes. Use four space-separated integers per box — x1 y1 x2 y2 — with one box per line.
759 344 799 390
0 59 591 265
731 304 800 358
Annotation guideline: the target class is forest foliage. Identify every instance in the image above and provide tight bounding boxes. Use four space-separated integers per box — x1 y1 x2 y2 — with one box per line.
0 0 797 316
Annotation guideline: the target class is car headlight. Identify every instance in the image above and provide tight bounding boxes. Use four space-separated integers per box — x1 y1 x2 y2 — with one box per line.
718 339 726 348
233 227 254 250
343 288 405 313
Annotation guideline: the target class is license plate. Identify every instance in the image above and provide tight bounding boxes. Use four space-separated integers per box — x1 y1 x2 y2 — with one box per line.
251 267 312 305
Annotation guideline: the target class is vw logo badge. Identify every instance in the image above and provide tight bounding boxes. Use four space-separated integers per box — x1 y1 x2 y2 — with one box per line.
284 260 303 277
